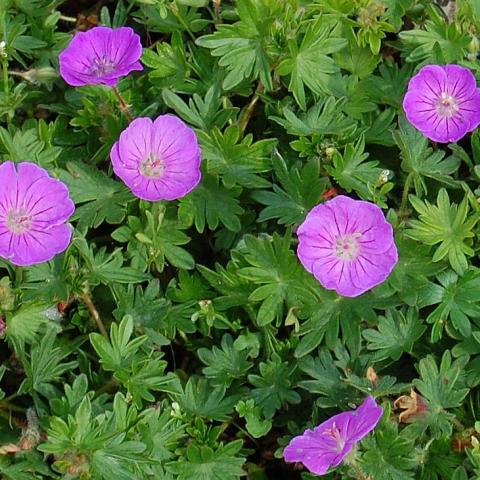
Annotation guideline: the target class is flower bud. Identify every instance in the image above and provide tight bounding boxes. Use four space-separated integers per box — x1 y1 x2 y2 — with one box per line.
21 67 58 84
468 35 480 61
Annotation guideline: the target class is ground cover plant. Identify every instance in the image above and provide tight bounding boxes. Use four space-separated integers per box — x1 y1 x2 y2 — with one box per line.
2 0 480 478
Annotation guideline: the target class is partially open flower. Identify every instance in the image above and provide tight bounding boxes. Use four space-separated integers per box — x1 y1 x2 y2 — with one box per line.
283 396 383 475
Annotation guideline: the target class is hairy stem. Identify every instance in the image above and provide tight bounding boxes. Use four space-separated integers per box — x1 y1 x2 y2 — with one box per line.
2 59 8 103
239 82 264 133
81 291 108 339
399 171 414 220
112 86 133 123
172 2 197 42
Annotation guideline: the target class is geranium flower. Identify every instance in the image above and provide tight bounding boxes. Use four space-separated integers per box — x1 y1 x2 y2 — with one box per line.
111 115 202 201
297 195 398 297
403 64 480 143
59 26 143 87
283 396 383 476
0 162 75 266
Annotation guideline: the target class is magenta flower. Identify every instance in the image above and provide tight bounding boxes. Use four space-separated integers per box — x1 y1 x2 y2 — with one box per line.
297 196 398 297
0 162 74 266
284 396 383 476
59 26 143 87
111 115 201 201
403 64 480 143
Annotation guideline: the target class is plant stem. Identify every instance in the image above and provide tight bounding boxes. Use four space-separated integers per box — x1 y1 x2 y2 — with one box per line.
352 462 368 480
399 171 414 220
2 58 8 103
0 400 27 413
81 291 108 339
171 2 197 42
239 82 264 133
112 86 133 123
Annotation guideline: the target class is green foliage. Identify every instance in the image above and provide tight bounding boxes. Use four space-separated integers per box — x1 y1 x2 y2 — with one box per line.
363 308 426 361
276 16 347 109
407 189 479 275
3 1 480 479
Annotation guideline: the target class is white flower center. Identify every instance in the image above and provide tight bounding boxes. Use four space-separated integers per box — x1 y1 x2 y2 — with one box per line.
334 233 361 261
89 56 116 77
435 92 459 118
139 154 164 179
6 208 32 234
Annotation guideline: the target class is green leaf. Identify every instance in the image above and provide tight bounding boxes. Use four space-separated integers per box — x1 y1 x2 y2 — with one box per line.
406 189 479 275
6 303 53 344
252 149 327 225
360 413 417 480
197 334 252 387
178 175 244 232
413 351 469 438
176 377 240 421
270 97 357 139
235 399 272 438
111 205 195 272
162 87 238 131
276 17 347 109
169 441 245 480
59 161 133 230
19 328 78 398
297 350 352 408
394 117 460 197
198 125 275 188
248 353 301 418
236 231 317 326
399 6 470 63
75 237 150 285
90 316 148 372
325 135 382 199
196 0 273 90
418 269 480 340
363 308 426 361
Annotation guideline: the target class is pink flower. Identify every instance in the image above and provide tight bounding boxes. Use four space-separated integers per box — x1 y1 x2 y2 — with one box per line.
0 162 74 266
111 115 202 202
284 396 383 476
297 196 398 297
403 64 480 143
59 26 143 87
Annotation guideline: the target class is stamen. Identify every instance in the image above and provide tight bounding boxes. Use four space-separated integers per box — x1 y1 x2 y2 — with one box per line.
6 208 32 234
89 56 116 77
435 92 459 118
139 154 164 179
334 233 361 261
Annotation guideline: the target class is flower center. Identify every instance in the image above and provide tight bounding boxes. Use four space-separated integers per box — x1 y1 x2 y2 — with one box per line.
6 208 32 234
324 423 346 453
334 233 361 261
89 56 116 77
435 92 459 118
139 154 164 179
